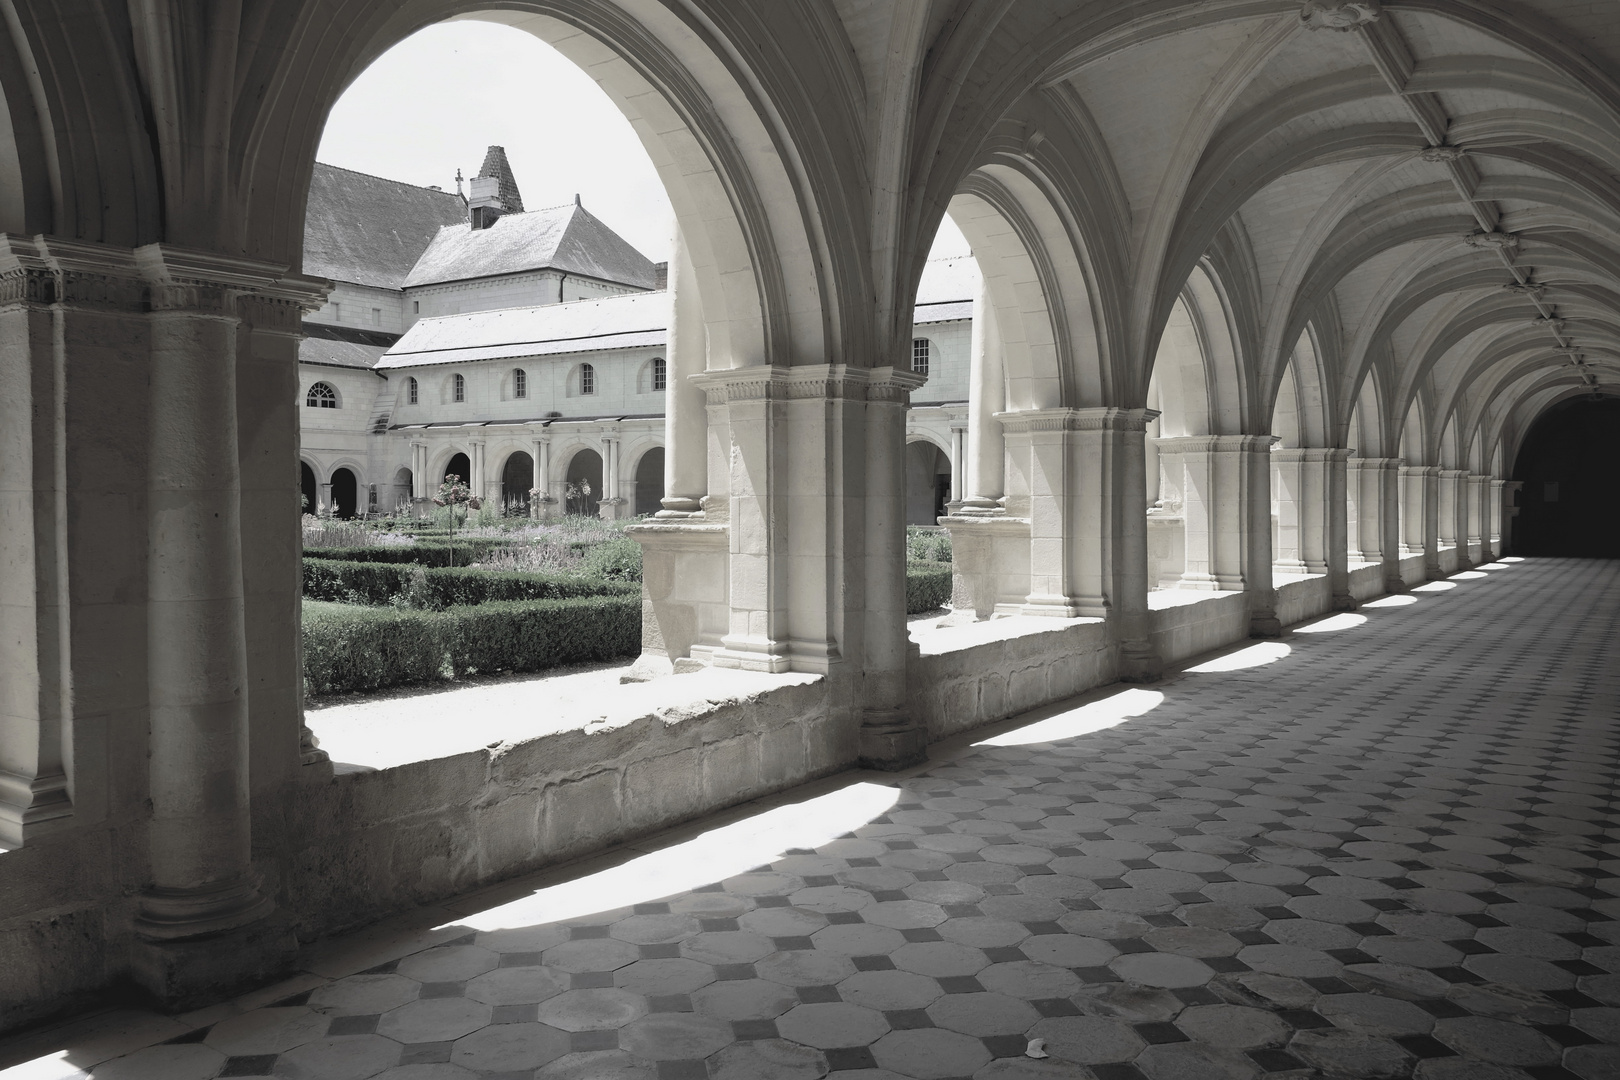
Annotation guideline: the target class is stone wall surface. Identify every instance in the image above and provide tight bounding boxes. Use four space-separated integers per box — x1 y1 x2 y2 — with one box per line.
1274 574 1331 627
274 670 837 942
907 617 1116 739
1347 562 1386 601
1146 592 1249 664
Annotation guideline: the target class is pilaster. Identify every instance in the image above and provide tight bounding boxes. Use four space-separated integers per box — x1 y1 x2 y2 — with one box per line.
1421 466 1443 580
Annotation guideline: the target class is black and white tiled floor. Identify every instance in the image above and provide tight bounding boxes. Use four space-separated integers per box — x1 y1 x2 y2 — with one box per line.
6 557 1618 1080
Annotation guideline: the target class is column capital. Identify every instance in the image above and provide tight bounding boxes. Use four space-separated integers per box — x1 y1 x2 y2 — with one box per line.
1153 433 1276 453
998 406 1159 434
133 244 285 316
1439 467 1469 480
0 235 144 310
690 363 925 405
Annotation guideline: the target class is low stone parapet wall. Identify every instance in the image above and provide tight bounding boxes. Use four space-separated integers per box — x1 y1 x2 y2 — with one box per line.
1348 562 1386 602
1274 573 1331 627
286 669 837 942
906 617 1115 740
1146 590 1248 664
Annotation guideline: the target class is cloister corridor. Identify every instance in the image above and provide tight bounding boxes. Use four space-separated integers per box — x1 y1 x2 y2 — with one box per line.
3 557 1614 1080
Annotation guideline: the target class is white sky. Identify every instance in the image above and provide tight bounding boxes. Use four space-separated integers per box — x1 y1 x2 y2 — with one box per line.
316 19 970 267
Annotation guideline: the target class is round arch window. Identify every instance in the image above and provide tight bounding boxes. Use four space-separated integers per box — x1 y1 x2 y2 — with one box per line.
579 363 596 395
453 373 466 402
306 382 338 408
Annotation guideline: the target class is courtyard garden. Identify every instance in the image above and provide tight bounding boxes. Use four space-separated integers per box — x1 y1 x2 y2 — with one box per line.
300 485 954 697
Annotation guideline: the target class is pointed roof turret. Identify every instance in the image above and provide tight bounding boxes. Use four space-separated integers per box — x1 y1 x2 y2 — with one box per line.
476 145 524 213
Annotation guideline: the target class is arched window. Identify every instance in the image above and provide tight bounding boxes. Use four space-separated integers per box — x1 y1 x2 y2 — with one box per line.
453 373 465 402
407 376 418 405
514 368 527 398
911 338 931 377
580 363 596 395
652 357 667 392
306 381 338 408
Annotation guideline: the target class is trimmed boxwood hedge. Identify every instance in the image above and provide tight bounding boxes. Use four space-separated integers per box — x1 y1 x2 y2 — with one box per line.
303 538 514 567
303 558 638 609
907 560 953 614
303 595 641 696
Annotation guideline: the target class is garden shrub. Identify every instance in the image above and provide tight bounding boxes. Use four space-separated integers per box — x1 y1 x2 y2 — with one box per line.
579 536 643 581
303 558 638 608
302 595 642 696
907 560 953 614
906 525 952 563
303 538 515 567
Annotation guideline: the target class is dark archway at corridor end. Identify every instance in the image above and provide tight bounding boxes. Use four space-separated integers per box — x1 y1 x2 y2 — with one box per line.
1513 395 1620 558
300 462 317 516
329 468 358 519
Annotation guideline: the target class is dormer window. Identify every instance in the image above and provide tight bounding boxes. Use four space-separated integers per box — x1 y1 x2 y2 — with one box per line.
306 382 338 408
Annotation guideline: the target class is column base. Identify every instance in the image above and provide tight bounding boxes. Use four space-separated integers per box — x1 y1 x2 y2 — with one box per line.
1331 592 1359 613
128 912 299 1012
858 713 928 771
1117 641 1163 684
1249 611 1283 638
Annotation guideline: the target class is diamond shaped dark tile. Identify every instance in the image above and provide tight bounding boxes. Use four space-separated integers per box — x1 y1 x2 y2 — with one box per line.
1248 1048 1306 1072
853 955 896 971
572 972 615 989
983 1033 1029 1058
827 911 865 925
714 963 756 981
325 1014 379 1036
700 918 740 932
1277 1008 1333 1029
571 1029 619 1051
648 994 693 1012
1092 1063 1150 1080
572 924 611 939
825 1046 878 1070
399 1042 452 1065
1304 976 1357 995
885 1008 934 1029
902 928 944 943
220 1057 279 1078
657 1061 709 1080
1034 997 1082 1016
1136 1022 1189 1044
1395 1034 1457 1059
640 943 681 959
492 1004 538 1025
165 1026 212 1044
982 947 1025 964
938 976 985 994
1414 998 1471 1019
1535 1024 1600 1047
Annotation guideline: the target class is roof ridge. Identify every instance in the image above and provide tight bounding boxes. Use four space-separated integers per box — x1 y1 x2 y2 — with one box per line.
314 160 464 198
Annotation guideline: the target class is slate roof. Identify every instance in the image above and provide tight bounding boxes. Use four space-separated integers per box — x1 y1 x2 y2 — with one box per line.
304 163 468 290
379 292 669 369
298 337 389 370
914 255 979 314
403 202 659 291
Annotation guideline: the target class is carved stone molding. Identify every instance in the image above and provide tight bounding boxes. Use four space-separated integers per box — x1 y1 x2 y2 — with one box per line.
1300 0 1381 32
691 363 925 406
1420 144 1467 163
134 243 286 318
1464 230 1518 256
0 236 145 310
999 406 1160 434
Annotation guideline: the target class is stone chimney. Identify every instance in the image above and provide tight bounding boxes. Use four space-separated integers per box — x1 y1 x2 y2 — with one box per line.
653 262 669 290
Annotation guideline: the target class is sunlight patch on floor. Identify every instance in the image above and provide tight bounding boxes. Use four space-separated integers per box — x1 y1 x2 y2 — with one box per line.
1293 613 1368 634
1413 581 1457 592
1363 594 1418 607
976 688 1164 748
1453 571 1488 579
447 782 901 931
1184 641 1290 672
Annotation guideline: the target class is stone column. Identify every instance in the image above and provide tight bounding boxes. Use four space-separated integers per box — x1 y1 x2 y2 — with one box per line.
132 246 287 988
660 227 707 515
1487 478 1505 559
0 242 73 847
1439 468 1470 569
1347 457 1375 562
1324 449 1355 610
1381 460 1406 593
1242 441 1282 637
962 277 1005 510
1422 466 1443 579
1501 480 1523 555
861 367 928 768
470 441 486 502
691 366 791 672
532 436 551 519
999 411 1089 617
1470 476 1483 569
1105 410 1162 681
317 480 332 516
1271 448 1330 575
1399 465 1426 557
947 422 967 510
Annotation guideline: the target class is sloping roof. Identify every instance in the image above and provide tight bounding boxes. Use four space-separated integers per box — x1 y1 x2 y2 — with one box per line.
915 255 979 306
475 146 524 212
379 292 669 369
299 337 389 369
304 163 468 290
403 202 658 291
